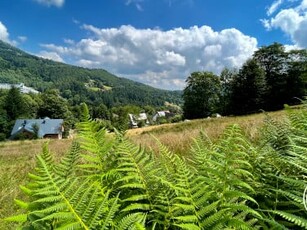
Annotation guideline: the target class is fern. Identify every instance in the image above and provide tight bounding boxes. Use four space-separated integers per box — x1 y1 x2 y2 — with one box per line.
191 125 262 229
112 139 160 229
6 141 120 229
7 102 307 229
56 141 81 178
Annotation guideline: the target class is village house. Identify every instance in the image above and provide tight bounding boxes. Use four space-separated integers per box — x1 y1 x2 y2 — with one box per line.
10 118 64 140
152 110 174 122
128 112 150 128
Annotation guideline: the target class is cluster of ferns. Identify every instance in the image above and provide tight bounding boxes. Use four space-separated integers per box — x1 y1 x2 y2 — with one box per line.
5 104 307 229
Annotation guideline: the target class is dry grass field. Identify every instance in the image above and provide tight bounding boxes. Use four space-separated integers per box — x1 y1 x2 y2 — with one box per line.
0 110 287 228
0 139 73 229
127 110 287 155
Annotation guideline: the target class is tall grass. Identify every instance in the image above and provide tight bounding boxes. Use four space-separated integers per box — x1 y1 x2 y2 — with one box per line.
127 111 286 155
0 139 72 229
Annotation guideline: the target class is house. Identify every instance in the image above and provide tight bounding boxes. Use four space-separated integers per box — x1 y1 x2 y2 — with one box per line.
10 118 64 140
152 110 174 122
128 113 150 128
128 114 138 128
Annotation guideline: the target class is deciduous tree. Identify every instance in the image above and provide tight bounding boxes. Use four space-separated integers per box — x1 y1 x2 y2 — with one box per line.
183 71 221 119
230 59 266 115
253 43 288 110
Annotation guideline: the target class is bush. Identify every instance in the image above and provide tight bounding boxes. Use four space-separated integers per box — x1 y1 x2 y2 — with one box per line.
0 133 6 141
170 114 182 123
137 120 146 128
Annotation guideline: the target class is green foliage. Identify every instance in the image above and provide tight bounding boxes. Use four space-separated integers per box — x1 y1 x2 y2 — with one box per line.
253 43 288 110
4 86 26 121
253 43 306 111
231 59 266 115
183 43 306 117
37 89 70 119
0 88 44 138
220 68 237 115
6 103 307 229
183 71 221 119
31 123 39 139
80 103 90 122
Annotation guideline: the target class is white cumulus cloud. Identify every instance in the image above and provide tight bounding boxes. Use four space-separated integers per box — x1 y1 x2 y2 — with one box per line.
0 21 10 43
38 51 64 62
0 21 19 45
39 24 257 89
262 0 307 48
33 0 65 7
0 21 10 42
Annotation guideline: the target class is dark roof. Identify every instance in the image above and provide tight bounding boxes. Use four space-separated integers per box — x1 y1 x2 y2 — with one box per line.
10 118 63 138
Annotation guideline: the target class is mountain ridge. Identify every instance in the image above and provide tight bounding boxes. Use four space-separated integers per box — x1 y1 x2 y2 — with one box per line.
0 40 182 107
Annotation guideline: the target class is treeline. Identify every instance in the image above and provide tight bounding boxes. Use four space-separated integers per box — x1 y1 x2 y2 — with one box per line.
0 87 181 140
183 43 307 119
0 40 182 108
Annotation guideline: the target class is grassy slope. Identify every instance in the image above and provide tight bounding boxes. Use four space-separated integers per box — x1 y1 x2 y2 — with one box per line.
0 110 287 228
127 110 287 155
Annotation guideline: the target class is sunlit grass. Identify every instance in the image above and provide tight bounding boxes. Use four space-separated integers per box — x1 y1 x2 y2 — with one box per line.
127 110 287 155
0 139 72 229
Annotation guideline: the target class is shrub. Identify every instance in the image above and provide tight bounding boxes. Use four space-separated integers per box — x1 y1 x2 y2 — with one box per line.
0 133 6 141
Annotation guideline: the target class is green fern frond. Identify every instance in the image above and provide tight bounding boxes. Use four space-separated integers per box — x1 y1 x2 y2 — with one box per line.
173 223 201 230
4 214 28 223
113 139 158 212
272 210 307 229
117 213 147 230
201 208 229 228
56 141 81 178
77 119 115 157
100 194 120 230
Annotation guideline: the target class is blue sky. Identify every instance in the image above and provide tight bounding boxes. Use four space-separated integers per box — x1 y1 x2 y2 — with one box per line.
0 0 306 90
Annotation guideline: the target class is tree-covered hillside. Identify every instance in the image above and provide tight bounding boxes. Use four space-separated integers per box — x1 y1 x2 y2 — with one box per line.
183 43 307 119
0 40 182 107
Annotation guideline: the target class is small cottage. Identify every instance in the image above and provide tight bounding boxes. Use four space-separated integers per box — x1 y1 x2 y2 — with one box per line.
10 118 64 140
128 113 150 128
152 110 174 122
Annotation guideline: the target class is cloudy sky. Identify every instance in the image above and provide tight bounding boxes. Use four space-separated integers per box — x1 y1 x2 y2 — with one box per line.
0 0 306 90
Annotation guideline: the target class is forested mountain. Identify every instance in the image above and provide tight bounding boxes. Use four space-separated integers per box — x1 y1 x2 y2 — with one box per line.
0 40 182 107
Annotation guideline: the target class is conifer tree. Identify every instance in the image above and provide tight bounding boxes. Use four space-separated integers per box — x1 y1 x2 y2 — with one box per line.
4 86 25 120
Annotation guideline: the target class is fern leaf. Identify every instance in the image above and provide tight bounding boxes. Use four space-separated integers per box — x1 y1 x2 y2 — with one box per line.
100 194 120 230
4 214 28 223
122 203 151 212
173 223 201 230
201 209 229 228
272 210 307 229
117 213 147 230
14 199 29 209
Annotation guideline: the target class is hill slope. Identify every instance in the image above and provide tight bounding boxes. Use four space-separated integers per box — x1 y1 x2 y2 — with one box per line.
0 40 182 107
